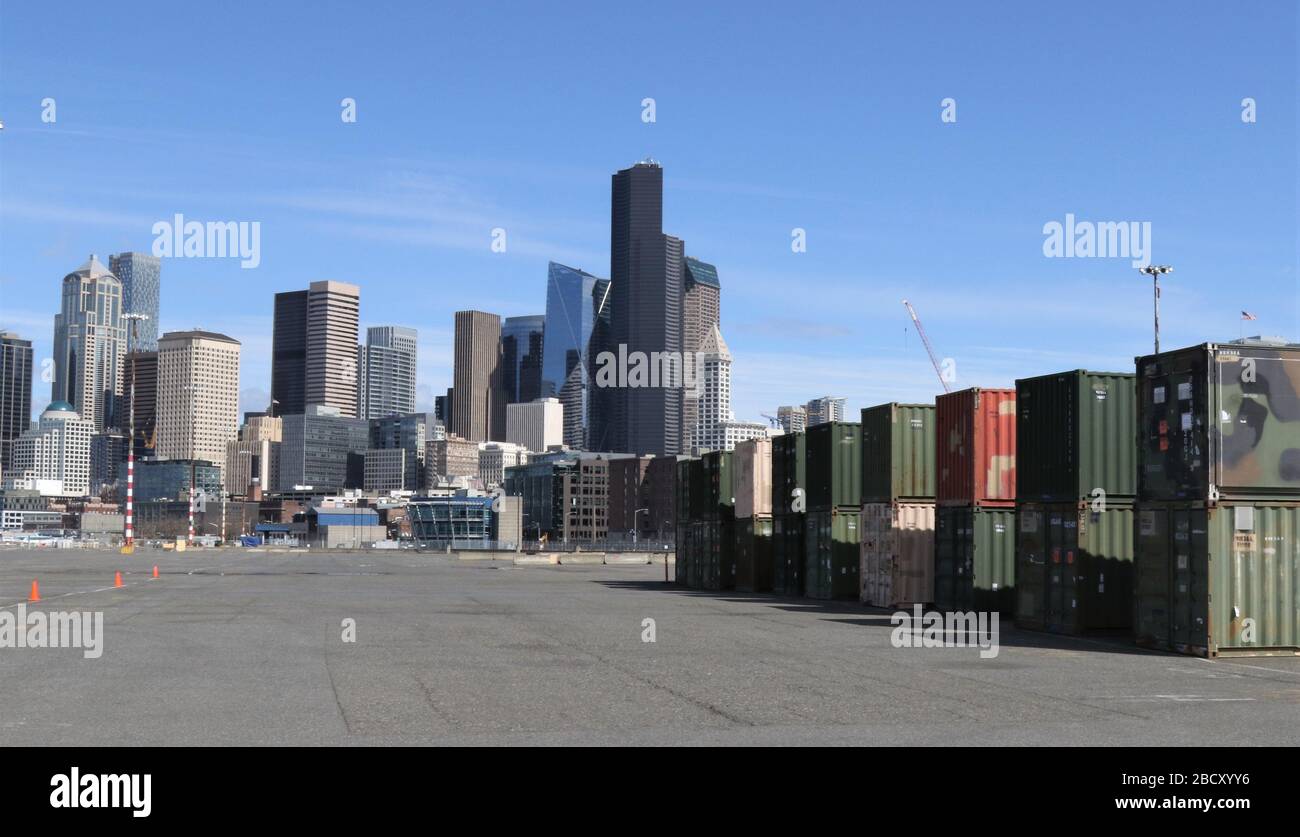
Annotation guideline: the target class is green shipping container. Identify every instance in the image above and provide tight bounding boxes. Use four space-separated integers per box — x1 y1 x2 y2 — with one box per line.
861 403 936 502
934 505 1016 615
701 518 735 591
804 508 861 600
674 522 690 584
805 422 862 512
772 513 805 595
1137 342 1300 502
687 458 708 521
1015 501 1134 634
772 432 807 517
702 450 734 520
1136 501 1300 656
1016 370 1137 502
735 517 774 592
687 521 706 589
675 458 693 522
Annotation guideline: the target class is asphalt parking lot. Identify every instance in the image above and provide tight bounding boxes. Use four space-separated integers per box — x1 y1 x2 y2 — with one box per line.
0 546 1297 746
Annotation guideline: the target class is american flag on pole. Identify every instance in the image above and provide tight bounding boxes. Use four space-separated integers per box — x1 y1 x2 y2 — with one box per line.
1242 311 1258 321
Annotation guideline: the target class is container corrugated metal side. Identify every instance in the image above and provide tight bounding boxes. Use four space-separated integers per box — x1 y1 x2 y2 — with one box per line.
687 521 706 589
1015 500 1134 634
674 522 690 584
733 438 773 519
702 450 734 520
687 458 708 521
1137 343 1300 503
701 516 736 591
735 517 774 592
860 501 934 607
861 403 936 502
772 432 807 517
1135 501 1300 657
936 388 1016 506
804 508 861 600
1016 370 1137 503
805 422 862 512
934 505 1016 615
772 513 805 595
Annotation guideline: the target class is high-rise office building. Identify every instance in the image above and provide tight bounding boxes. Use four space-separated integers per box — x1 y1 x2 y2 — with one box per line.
108 252 162 352
123 350 158 460
691 324 768 453
680 255 721 448
277 405 369 492
369 411 433 491
305 281 361 418
362 325 417 419
52 255 126 431
0 332 33 472
777 405 807 434
595 161 683 456
501 315 544 404
506 397 564 453
9 401 94 497
155 330 242 489
355 343 367 420
451 311 506 442
541 262 609 449
271 289 309 416
805 396 846 427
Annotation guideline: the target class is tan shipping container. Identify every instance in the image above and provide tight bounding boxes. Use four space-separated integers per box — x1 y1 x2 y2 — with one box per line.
733 438 773 519
860 502 935 608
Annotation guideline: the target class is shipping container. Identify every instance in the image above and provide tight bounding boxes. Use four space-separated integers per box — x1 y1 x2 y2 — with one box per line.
1135 501 1300 656
1137 342 1300 503
735 517 774 592
701 517 736 591
936 388 1016 506
687 457 709 521
860 502 935 607
860 403 936 502
772 513 805 595
772 432 807 517
701 450 734 520
804 508 861 600
674 521 690 584
934 505 1016 614
1016 370 1137 503
687 521 706 589
675 458 694 522
805 422 862 512
734 438 773 519
1015 501 1134 634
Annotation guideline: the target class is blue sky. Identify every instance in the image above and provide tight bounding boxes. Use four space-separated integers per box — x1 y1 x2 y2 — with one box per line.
1 0 1295 422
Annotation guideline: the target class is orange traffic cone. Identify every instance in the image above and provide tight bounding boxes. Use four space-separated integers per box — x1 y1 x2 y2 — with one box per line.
29 580 40 602
152 565 159 579
114 571 124 588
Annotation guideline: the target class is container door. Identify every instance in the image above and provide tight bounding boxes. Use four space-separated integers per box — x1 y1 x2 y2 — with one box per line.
1170 508 1209 650
957 509 975 612
1016 507 1046 629
934 507 956 611
1057 512 1080 633
1134 508 1168 645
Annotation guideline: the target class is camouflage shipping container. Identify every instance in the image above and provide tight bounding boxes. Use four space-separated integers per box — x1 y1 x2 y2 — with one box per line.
1137 341 1300 502
1015 500 1134 635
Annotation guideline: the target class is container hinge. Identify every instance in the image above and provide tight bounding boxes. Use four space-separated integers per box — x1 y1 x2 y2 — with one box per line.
1208 484 1220 503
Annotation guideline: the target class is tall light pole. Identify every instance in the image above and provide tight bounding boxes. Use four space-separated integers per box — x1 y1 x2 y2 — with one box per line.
183 382 199 546
633 508 649 546
1137 265 1174 355
121 313 150 554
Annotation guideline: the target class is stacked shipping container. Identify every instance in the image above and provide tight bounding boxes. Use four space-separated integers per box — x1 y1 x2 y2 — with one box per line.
733 438 774 592
1134 342 1300 656
771 432 806 595
700 450 735 591
934 388 1017 614
804 422 862 599
1014 370 1137 635
859 403 936 607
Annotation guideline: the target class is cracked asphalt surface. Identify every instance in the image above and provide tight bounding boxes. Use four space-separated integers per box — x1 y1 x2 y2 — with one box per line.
1 547 1297 745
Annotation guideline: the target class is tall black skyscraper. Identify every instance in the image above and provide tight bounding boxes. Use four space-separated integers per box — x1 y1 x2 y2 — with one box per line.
0 332 33 472
271 290 309 416
594 160 682 455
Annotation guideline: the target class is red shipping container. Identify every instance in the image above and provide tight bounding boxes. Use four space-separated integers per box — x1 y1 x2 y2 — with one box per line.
936 387 1016 506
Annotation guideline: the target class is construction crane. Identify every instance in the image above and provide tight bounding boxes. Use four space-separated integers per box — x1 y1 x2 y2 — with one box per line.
902 299 952 394
760 412 782 429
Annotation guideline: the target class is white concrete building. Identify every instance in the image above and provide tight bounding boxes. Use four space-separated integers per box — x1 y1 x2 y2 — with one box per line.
477 441 528 488
690 324 771 454
8 401 94 496
506 397 563 453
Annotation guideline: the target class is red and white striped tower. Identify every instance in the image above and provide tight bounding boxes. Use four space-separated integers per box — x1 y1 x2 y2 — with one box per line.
122 313 149 550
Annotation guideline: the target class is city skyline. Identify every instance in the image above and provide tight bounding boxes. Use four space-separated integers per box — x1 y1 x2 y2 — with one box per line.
0 3 1295 427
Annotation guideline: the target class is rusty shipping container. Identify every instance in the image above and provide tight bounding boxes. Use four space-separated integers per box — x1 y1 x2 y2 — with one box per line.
936 387 1016 506
1137 341 1300 503
934 505 1016 615
1016 370 1137 503
733 438 773 519
734 517 774 592
772 432 806 516
860 501 935 608
1015 501 1134 635
860 403 936 502
772 513 805 595
1136 501 1300 656
805 421 862 512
